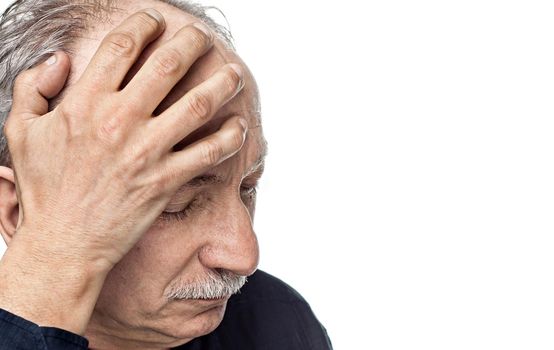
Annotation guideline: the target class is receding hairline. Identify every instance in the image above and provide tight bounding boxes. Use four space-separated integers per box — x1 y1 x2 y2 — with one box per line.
0 0 238 167
48 0 236 110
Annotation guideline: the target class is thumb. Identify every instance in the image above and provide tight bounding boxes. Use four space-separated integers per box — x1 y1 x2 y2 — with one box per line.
10 51 70 118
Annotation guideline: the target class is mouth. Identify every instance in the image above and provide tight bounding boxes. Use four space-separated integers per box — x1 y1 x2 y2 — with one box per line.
175 295 230 304
195 295 229 302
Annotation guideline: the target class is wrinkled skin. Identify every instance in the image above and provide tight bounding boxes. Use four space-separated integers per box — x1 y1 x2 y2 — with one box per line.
0 0 267 349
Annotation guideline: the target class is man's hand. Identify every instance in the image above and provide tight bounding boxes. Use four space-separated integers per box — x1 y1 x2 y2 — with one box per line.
0 8 246 334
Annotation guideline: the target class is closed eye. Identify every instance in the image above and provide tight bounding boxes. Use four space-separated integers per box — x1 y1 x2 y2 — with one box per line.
159 197 200 222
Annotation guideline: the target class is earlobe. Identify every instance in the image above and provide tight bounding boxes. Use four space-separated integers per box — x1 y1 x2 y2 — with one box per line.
0 166 19 246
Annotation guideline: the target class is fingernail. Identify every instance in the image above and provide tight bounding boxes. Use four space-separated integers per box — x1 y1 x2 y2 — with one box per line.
229 64 245 91
229 63 244 79
46 54 57 66
239 118 249 131
143 8 165 27
193 22 213 42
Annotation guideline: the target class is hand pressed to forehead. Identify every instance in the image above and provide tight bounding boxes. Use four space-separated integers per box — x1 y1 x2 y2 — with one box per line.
60 1 262 147
0 3 257 335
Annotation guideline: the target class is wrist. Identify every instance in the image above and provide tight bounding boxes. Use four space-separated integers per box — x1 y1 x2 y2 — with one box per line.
0 230 110 334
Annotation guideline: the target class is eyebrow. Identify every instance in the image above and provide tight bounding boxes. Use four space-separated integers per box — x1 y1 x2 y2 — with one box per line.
180 143 268 190
183 174 224 188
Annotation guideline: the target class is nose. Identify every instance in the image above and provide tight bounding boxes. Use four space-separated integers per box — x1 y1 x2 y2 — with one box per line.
198 197 260 277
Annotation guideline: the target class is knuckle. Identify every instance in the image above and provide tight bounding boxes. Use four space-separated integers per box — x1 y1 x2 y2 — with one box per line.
222 69 241 92
95 115 125 145
186 27 209 52
231 127 245 149
56 103 88 140
104 32 137 58
58 99 89 122
199 139 223 167
186 91 212 120
57 100 79 122
13 70 34 91
126 142 150 171
152 48 182 78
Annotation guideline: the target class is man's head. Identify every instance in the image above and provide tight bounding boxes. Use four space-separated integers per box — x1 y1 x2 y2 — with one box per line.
0 0 267 348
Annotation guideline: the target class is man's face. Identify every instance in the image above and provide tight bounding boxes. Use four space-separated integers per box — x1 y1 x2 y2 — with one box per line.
62 1 267 347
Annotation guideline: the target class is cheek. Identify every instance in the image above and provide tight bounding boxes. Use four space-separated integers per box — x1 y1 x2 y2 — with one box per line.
96 244 161 306
140 221 205 267
94 226 199 313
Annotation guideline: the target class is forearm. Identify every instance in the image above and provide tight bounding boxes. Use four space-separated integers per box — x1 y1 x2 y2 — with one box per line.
0 230 109 335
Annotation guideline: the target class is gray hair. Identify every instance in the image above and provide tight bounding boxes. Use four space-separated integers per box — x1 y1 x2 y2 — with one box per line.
0 0 234 167
165 268 247 300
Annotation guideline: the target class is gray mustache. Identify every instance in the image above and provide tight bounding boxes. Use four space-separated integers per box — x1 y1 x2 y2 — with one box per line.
165 269 247 300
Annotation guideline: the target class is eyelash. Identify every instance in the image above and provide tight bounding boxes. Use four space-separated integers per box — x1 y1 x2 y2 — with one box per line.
159 198 200 222
160 185 258 222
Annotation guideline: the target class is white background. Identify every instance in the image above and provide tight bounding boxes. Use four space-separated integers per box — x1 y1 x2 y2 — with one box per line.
2 0 554 349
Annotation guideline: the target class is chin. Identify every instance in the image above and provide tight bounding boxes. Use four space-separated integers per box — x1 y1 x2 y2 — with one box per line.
162 302 228 342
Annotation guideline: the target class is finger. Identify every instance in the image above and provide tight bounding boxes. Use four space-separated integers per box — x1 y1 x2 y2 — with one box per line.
158 116 248 192
77 9 165 93
150 63 244 152
120 21 214 115
10 51 70 118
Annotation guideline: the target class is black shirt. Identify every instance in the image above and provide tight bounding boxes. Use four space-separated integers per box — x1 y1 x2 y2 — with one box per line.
0 270 333 349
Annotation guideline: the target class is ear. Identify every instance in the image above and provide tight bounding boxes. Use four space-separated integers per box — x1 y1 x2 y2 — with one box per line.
0 166 19 246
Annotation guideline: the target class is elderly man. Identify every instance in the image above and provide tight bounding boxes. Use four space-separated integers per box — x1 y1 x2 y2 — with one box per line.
0 0 332 349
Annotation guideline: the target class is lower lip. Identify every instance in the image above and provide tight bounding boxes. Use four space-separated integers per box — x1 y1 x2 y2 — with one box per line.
182 296 229 304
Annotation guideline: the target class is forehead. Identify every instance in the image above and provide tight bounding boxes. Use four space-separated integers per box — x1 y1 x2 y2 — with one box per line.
66 0 264 146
